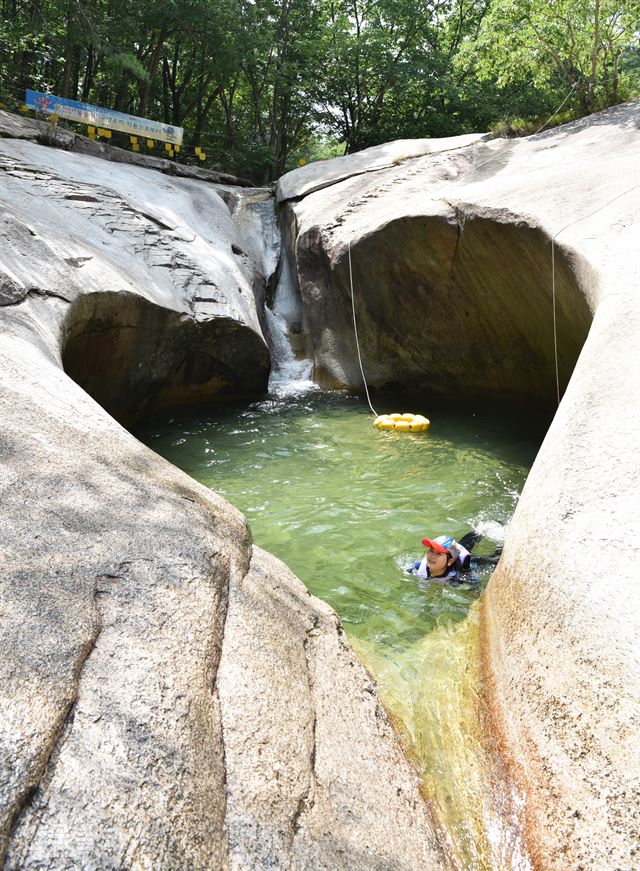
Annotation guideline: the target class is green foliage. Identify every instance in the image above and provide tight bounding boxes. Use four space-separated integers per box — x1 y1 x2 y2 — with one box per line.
105 53 150 82
285 135 346 171
1 0 637 181
489 110 575 138
457 0 640 114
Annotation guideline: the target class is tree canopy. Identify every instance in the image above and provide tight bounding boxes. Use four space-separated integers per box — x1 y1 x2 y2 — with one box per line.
1 0 638 180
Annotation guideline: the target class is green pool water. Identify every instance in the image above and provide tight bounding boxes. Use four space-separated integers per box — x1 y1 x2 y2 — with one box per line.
137 390 547 868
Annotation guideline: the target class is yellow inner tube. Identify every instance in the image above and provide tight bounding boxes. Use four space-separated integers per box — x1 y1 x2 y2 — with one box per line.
374 412 430 432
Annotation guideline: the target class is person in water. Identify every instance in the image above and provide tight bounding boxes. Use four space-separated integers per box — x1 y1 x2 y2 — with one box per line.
409 531 502 585
411 534 472 584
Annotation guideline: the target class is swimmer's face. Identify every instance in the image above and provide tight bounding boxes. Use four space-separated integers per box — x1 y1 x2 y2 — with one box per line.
427 548 453 577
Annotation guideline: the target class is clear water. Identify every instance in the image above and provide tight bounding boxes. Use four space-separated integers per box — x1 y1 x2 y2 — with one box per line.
137 390 546 868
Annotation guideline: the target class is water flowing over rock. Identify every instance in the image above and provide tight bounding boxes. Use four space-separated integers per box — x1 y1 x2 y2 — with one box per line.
0 116 446 869
277 100 640 869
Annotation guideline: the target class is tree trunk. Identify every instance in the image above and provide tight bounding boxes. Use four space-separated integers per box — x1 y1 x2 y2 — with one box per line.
82 44 94 101
62 7 74 99
162 56 171 123
190 85 221 152
588 0 601 111
138 25 170 117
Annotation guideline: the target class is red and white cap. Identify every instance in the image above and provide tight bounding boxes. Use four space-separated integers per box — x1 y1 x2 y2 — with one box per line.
421 534 459 559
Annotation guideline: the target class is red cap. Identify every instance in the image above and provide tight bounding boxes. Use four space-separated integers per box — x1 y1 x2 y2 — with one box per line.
421 534 457 555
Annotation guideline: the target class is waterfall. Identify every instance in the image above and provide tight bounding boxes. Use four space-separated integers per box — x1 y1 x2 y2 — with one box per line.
266 252 316 396
226 186 315 397
226 187 281 287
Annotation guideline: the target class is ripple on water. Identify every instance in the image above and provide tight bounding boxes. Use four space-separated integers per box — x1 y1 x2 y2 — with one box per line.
136 391 545 869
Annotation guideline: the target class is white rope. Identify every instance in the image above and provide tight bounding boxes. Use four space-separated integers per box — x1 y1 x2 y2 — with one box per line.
429 84 578 203
550 183 640 405
348 241 379 416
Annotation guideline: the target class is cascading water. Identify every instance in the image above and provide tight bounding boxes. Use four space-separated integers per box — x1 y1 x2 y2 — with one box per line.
225 187 315 398
265 252 316 396
225 187 281 286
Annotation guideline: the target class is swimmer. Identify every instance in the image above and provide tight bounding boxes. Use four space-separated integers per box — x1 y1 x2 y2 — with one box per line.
408 531 502 586
410 535 472 584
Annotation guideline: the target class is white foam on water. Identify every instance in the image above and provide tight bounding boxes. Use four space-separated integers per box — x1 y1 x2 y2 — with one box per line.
474 519 508 544
265 252 317 398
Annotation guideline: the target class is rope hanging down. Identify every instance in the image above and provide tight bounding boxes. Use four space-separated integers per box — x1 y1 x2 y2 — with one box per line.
348 241 379 417
344 83 637 417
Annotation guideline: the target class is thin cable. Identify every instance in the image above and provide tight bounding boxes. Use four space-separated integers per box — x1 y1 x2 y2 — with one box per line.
550 183 640 406
430 83 578 201
348 241 379 417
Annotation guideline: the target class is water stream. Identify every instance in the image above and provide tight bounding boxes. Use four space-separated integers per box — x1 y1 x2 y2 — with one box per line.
137 388 547 868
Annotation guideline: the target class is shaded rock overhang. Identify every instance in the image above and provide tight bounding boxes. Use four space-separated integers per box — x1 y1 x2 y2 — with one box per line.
0 128 273 424
277 100 640 869
276 107 640 404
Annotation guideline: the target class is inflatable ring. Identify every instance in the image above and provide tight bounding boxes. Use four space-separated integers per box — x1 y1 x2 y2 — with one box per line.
374 412 430 432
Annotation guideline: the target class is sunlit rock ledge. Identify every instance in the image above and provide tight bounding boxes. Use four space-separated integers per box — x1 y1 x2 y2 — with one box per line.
0 120 446 868
278 100 640 869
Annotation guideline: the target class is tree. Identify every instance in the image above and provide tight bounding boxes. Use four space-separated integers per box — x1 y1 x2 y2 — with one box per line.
1 0 636 180
315 0 490 151
458 0 640 115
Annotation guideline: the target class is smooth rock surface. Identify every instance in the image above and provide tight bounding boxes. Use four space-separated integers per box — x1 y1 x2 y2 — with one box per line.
0 122 447 869
218 548 445 870
0 109 252 186
276 133 487 201
0 131 272 424
279 101 640 868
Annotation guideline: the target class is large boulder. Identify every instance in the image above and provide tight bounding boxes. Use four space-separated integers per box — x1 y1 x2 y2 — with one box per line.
0 122 446 868
278 101 640 867
0 132 271 424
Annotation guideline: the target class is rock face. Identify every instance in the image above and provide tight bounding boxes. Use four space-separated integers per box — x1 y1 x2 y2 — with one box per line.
278 101 640 868
0 119 446 869
0 130 272 424
0 109 253 186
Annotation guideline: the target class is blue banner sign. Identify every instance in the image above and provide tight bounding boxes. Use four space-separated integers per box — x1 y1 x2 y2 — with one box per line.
25 90 183 145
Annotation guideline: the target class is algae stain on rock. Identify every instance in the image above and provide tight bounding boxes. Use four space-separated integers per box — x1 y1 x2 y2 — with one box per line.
353 604 532 871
